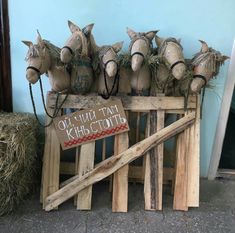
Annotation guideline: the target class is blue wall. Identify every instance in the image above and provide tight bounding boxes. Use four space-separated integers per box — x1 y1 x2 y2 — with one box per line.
9 0 235 177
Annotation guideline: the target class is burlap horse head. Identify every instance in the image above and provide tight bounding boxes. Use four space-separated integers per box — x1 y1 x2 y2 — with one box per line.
60 20 96 94
190 40 229 93
22 31 70 93
155 35 186 80
127 27 158 94
60 20 94 63
92 41 123 98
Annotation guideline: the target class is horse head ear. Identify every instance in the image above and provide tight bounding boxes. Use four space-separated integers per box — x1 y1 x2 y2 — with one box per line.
68 20 81 33
36 30 45 47
155 35 164 47
127 27 137 40
199 40 209 53
221 55 230 62
82 23 94 36
112 41 124 53
22 40 33 47
145 30 159 41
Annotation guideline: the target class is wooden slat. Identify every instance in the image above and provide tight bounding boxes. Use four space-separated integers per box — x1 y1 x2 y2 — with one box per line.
45 113 195 211
74 146 80 205
144 110 165 210
187 96 200 207
41 114 51 205
42 107 61 209
112 132 129 212
155 110 165 210
217 169 235 179
173 116 190 211
59 163 174 184
76 142 95 210
47 93 197 111
143 113 151 209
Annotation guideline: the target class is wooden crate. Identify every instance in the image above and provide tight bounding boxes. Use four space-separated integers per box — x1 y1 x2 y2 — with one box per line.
41 93 200 212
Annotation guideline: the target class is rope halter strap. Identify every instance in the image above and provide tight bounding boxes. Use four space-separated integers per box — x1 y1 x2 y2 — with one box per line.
62 46 74 56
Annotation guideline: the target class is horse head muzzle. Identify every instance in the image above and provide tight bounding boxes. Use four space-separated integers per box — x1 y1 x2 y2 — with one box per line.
60 47 73 64
26 68 39 84
131 54 144 72
105 61 118 77
171 63 186 80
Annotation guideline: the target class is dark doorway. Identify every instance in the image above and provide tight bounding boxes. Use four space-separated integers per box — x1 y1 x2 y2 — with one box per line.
219 108 235 169
0 0 12 112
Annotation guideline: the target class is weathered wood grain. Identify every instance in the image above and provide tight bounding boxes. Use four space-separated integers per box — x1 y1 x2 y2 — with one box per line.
47 93 196 111
45 113 195 211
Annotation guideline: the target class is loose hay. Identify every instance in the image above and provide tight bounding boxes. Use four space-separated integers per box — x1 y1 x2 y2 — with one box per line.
0 112 39 216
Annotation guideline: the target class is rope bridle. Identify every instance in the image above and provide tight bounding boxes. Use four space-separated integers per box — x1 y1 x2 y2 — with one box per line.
62 46 74 56
100 58 120 100
27 65 69 127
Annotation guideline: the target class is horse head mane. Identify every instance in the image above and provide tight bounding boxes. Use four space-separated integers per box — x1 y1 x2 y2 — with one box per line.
25 40 64 67
191 48 225 77
76 29 88 57
128 33 153 54
158 37 183 57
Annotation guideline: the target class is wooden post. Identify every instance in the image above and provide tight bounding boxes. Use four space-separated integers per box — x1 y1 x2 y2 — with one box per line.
45 113 195 211
173 113 190 211
76 142 95 210
41 101 61 209
144 110 165 210
187 96 200 207
112 132 129 212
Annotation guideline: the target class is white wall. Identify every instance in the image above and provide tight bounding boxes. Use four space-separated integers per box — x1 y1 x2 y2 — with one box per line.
9 0 235 177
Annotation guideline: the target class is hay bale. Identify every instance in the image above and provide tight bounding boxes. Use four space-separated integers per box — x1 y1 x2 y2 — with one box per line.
0 112 39 215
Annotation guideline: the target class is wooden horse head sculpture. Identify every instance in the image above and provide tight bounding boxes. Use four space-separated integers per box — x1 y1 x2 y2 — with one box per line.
23 31 70 93
127 27 158 94
92 41 124 98
155 35 186 80
60 20 94 63
60 20 95 94
190 40 229 93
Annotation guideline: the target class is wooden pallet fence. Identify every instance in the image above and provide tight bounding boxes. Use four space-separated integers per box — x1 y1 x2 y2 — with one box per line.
41 93 199 212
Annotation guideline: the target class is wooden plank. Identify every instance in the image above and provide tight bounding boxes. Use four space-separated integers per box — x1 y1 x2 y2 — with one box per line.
187 96 200 207
45 112 195 211
144 113 151 210
76 142 95 210
173 117 190 211
74 146 80 206
144 110 165 210
155 110 165 210
41 114 51 206
47 94 197 111
42 106 61 209
218 169 235 176
59 164 174 184
217 169 235 179
208 39 235 180
112 132 129 212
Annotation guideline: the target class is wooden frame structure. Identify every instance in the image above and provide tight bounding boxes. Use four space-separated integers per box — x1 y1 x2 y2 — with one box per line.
0 0 12 112
208 39 235 180
41 93 200 212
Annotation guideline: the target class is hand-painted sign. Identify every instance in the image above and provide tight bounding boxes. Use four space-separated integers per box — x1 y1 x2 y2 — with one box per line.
54 99 129 150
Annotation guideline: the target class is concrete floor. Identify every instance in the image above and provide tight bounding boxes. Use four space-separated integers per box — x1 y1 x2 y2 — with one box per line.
0 179 235 233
